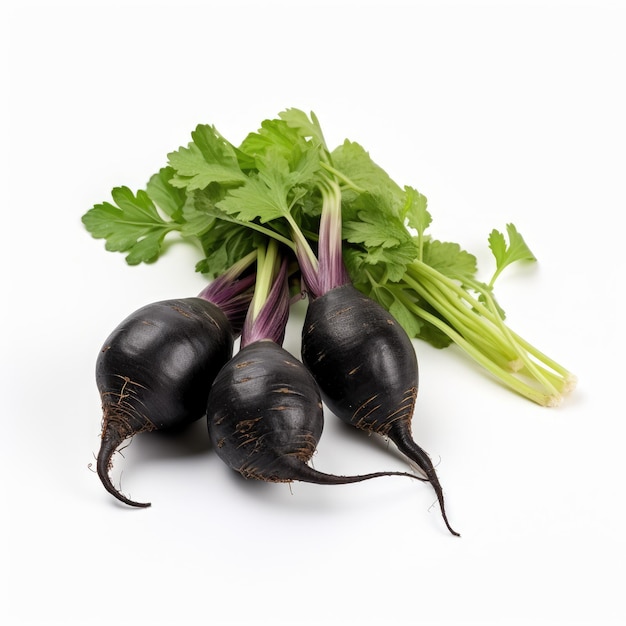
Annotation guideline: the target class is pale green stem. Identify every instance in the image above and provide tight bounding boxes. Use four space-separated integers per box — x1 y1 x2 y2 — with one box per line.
320 162 367 194
250 240 279 320
394 289 561 407
481 291 562 397
284 212 319 273
408 260 573 384
400 275 516 371
218 249 258 283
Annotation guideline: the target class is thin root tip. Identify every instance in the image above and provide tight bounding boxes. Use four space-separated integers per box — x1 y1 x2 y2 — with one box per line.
122 498 152 509
97 465 152 508
436 501 461 537
446 523 461 537
96 428 152 508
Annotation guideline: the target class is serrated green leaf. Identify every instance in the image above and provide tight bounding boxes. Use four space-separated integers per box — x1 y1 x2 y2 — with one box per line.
122 232 168 265
403 185 431 236
279 108 327 149
331 140 405 215
193 124 240 168
240 118 306 161
423 240 478 281
352 241 417 283
217 175 288 223
175 184 228 238
343 210 412 249
81 202 123 239
288 143 322 187
82 186 180 264
167 125 247 190
146 167 187 220
216 142 321 227
488 223 537 285
377 242 418 282
110 187 162 222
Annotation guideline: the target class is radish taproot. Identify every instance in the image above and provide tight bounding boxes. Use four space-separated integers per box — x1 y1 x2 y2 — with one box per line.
95 254 256 507
301 283 459 536
207 241 421 488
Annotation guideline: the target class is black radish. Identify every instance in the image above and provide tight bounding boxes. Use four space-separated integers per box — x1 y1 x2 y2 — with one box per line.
207 340 420 486
302 284 460 535
96 298 235 507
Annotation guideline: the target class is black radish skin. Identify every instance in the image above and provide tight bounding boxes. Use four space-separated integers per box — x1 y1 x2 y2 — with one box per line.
301 284 459 536
96 298 234 507
207 340 420 486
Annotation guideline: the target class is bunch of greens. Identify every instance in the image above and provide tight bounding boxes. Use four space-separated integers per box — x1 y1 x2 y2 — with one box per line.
82 108 576 407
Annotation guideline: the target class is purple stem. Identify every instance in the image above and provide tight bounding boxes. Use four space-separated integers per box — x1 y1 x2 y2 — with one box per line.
316 189 351 296
197 253 257 336
198 273 256 336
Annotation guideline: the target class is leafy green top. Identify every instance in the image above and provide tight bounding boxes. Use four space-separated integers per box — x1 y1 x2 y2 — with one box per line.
81 108 575 406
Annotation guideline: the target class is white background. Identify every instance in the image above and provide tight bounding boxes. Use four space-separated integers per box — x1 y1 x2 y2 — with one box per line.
3 1 625 625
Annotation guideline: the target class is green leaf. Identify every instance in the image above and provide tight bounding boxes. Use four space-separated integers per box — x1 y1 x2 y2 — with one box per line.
287 142 322 187
331 140 405 215
122 234 168 265
389 297 424 338
343 209 412 249
403 185 431 236
279 108 327 149
423 240 478 281
146 166 187 220
488 223 537 285
179 187 219 237
413 316 455 349
240 118 307 162
345 239 416 284
110 186 162 223
376 242 418 282
216 143 321 226
196 220 261 278
81 186 180 264
218 174 289 224
167 124 247 190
